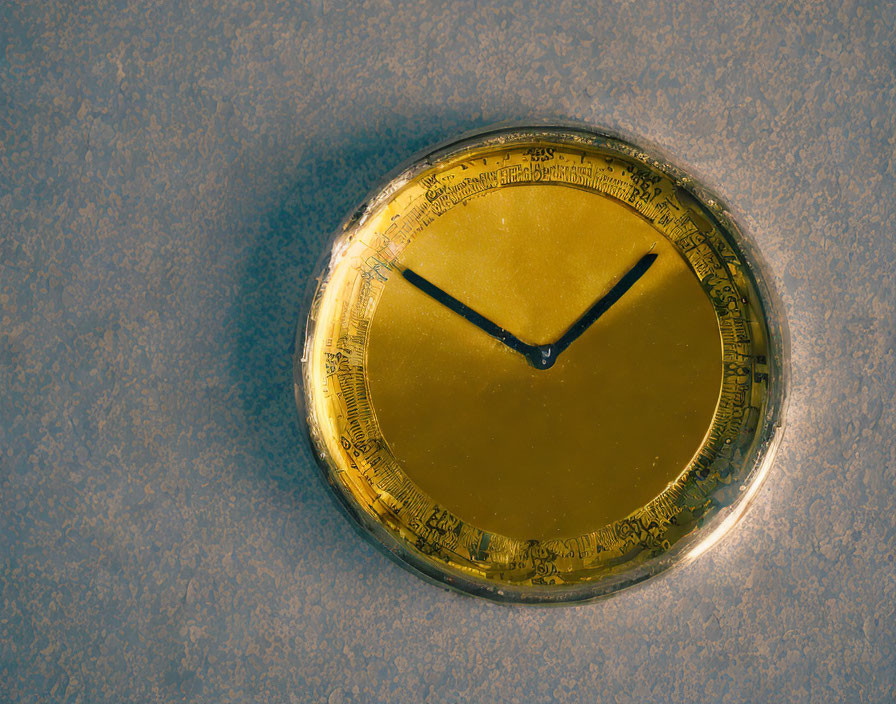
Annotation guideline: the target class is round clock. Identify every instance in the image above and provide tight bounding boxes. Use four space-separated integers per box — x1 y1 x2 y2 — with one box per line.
295 124 788 603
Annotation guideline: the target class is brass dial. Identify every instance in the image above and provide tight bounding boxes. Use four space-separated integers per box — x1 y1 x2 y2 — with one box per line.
297 126 787 603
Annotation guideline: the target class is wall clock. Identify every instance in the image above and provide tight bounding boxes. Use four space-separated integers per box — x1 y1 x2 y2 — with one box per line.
295 124 788 603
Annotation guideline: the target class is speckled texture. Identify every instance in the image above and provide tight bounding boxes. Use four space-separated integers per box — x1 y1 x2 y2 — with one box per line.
1 1 893 702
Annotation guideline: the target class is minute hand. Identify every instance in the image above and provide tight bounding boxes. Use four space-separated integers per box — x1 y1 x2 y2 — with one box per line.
401 267 538 359
549 252 658 360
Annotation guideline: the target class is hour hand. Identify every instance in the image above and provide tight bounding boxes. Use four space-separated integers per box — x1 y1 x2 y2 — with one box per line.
550 251 658 360
401 268 537 360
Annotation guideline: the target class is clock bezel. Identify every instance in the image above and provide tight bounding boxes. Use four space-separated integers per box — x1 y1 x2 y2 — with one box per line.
294 122 790 604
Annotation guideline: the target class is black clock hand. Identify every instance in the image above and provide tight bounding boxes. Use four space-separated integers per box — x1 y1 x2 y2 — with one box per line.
402 252 656 370
401 268 540 361
549 251 658 361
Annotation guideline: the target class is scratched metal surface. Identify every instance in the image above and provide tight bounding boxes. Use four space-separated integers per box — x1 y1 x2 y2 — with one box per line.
1 1 894 702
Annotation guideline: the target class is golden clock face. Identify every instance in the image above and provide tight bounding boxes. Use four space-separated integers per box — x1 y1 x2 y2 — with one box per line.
298 127 786 603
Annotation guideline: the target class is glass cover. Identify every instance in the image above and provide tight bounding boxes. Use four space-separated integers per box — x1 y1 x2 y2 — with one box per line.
295 124 788 604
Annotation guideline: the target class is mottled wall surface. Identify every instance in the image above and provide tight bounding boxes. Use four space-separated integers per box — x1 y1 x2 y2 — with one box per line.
1 1 894 702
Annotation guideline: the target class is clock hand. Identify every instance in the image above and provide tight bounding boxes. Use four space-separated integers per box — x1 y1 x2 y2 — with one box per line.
401 267 539 360
549 252 658 361
402 252 656 370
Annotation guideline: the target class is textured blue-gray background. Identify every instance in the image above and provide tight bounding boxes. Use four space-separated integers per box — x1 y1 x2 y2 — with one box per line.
2 1 894 702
